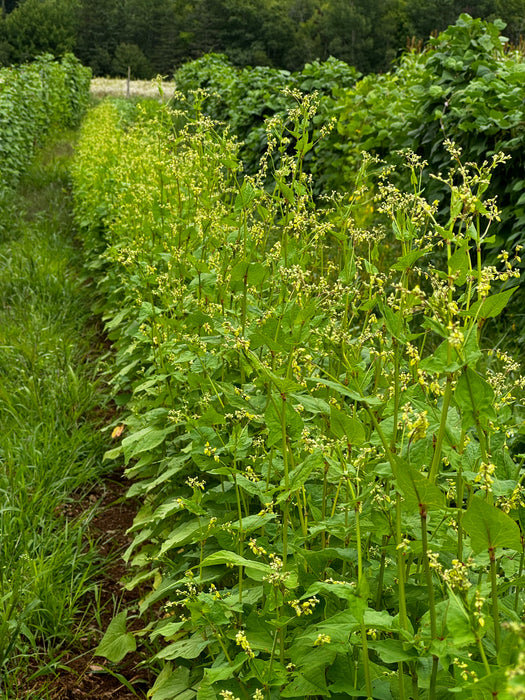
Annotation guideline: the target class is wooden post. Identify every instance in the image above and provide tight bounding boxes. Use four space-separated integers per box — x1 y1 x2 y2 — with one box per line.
126 65 131 98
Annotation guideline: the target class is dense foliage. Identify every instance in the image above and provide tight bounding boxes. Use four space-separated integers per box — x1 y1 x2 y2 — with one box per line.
0 138 111 693
73 85 525 698
172 53 359 189
0 53 90 190
0 0 524 76
173 16 525 271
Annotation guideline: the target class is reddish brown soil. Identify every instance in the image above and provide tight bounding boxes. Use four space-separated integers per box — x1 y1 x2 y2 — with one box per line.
21 473 153 699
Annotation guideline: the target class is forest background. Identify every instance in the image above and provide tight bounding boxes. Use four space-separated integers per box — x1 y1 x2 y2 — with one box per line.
0 0 524 78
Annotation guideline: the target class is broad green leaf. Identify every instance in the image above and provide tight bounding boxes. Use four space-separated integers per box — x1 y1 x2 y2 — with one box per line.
246 350 303 393
279 450 324 498
159 521 204 555
290 393 331 414
390 248 430 271
380 303 407 342
156 634 210 660
148 665 196 700
234 181 258 211
463 287 517 319
196 679 216 700
445 591 476 647
462 496 522 553
281 670 329 698
248 328 282 353
199 550 271 574
306 376 382 405
448 242 470 286
94 611 136 663
454 367 496 430
368 640 418 663
230 261 268 287
122 426 173 463
397 463 445 511
265 398 303 447
329 406 366 444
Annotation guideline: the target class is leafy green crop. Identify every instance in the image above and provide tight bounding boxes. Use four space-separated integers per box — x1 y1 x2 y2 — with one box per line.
73 91 525 699
0 53 90 192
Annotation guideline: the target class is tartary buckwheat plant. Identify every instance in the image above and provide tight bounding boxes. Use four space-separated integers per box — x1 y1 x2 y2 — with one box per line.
74 95 525 700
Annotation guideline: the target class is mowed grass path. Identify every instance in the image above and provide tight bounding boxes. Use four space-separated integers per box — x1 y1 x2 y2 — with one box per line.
0 137 114 696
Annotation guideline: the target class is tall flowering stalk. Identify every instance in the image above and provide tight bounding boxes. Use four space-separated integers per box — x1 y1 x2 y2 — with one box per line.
75 96 525 700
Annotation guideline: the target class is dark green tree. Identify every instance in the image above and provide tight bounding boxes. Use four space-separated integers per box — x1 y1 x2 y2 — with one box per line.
75 0 124 75
2 0 79 63
112 41 152 78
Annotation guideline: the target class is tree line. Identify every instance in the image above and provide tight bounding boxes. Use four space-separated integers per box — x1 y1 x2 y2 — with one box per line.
0 0 524 77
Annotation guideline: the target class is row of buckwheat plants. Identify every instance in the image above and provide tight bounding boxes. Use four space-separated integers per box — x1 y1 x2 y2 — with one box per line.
0 54 90 192
73 97 525 700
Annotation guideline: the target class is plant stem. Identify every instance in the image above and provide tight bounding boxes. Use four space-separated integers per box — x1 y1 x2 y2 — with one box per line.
489 546 501 653
421 508 438 700
514 542 524 613
428 374 454 484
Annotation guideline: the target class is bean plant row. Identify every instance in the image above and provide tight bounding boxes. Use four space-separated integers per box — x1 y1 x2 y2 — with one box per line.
0 53 90 192
73 96 525 700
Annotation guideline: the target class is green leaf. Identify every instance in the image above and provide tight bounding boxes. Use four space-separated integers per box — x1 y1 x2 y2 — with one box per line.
390 248 430 271
199 550 271 574
245 350 303 393
306 376 382 405
380 303 407 342
454 367 496 430
290 393 330 414
196 679 216 700
122 426 173 463
230 261 268 287
265 398 303 448
329 406 366 444
463 287 517 319
462 496 522 553
368 639 418 663
156 634 210 660
279 449 324 497
94 611 136 663
397 463 445 511
148 665 196 700
448 242 469 286
445 591 476 647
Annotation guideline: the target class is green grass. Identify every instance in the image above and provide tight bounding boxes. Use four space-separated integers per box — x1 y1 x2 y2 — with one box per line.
0 136 114 694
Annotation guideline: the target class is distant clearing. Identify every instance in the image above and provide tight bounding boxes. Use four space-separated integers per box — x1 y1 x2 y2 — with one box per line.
90 77 176 100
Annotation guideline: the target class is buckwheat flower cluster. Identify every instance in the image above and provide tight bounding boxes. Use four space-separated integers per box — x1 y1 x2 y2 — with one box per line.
453 657 478 683
289 596 319 616
426 549 443 575
474 461 496 493
219 691 240 700
185 477 205 490
314 633 331 646
248 538 267 556
498 484 525 514
235 630 255 658
473 589 485 628
401 404 429 443
441 559 473 592
263 554 290 585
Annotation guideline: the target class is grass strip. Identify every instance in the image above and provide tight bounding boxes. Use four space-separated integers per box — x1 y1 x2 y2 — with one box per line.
0 135 115 696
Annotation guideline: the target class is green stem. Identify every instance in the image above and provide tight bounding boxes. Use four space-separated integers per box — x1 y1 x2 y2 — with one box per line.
514 542 525 613
421 508 438 700
489 547 501 653
428 374 454 484
396 496 409 634
477 636 491 676
360 620 373 699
